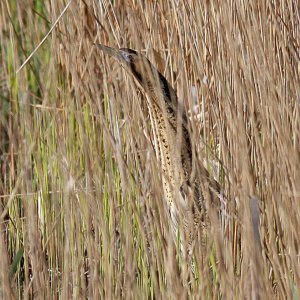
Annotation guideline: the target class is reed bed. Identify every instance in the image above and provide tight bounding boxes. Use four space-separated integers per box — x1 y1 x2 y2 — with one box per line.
0 0 299 298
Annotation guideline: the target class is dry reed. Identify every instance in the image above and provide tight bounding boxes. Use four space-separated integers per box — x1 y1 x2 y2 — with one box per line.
0 0 299 298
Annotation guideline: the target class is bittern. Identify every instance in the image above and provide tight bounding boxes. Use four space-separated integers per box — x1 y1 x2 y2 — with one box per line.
97 44 220 250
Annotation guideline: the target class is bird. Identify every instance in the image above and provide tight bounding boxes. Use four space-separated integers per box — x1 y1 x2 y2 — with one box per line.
96 44 220 252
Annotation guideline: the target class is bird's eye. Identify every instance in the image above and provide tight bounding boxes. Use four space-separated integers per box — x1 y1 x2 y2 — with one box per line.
119 51 133 63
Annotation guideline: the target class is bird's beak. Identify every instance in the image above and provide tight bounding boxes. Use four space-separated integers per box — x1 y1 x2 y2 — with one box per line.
96 44 131 64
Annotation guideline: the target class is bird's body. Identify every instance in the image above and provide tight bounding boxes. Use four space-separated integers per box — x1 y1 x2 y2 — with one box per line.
97 45 219 248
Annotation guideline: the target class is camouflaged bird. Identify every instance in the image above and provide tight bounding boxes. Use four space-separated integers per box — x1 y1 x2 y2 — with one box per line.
97 44 220 251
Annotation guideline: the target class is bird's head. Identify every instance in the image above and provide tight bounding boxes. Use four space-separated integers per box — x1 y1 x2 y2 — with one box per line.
96 44 155 89
96 44 179 114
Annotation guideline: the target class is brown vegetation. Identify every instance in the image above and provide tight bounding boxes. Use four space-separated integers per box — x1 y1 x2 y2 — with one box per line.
0 0 299 298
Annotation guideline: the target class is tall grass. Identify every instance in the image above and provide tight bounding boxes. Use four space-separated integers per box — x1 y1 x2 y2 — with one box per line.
0 0 299 298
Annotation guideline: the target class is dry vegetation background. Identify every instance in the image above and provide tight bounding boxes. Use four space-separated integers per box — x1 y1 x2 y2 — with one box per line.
0 0 299 299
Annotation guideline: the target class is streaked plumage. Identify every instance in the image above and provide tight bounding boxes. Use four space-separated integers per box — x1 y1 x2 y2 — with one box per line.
97 45 220 250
